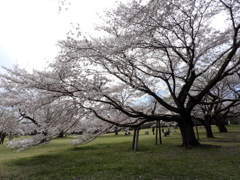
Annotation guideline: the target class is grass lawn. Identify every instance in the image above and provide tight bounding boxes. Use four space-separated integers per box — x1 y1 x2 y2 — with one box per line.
0 125 240 180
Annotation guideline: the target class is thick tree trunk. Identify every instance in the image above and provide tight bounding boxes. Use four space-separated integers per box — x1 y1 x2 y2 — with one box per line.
215 117 228 133
205 124 214 138
178 115 200 147
202 116 214 138
216 123 228 133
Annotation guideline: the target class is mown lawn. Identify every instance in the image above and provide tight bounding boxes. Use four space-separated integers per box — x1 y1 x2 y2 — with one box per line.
0 126 240 180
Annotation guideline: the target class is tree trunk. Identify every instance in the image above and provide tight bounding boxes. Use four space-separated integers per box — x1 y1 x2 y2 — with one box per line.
215 117 228 133
152 127 155 135
178 115 200 147
195 125 200 140
155 122 158 145
205 123 214 138
203 116 214 138
58 131 65 138
0 132 6 144
132 127 140 151
114 127 119 135
159 121 162 144
135 128 139 151
132 128 136 150
216 123 228 133
155 120 162 145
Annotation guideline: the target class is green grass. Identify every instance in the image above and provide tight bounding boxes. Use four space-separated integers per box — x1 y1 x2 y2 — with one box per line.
1 126 240 180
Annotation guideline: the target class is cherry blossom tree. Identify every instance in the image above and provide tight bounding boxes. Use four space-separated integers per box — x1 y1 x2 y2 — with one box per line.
193 73 240 138
1 0 240 148
0 108 20 144
53 0 240 147
0 66 115 149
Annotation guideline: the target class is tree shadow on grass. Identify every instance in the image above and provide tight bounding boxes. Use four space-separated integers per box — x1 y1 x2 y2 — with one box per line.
197 144 222 149
3 141 154 180
201 132 240 144
176 143 222 151
207 138 240 143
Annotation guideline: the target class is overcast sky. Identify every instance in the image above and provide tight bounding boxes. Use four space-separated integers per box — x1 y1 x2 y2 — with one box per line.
0 0 126 71
0 0 226 72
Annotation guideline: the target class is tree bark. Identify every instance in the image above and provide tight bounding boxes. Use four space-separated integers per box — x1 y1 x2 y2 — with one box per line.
178 115 200 147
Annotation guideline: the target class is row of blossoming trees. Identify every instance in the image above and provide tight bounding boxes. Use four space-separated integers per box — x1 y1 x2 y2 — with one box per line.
0 0 240 149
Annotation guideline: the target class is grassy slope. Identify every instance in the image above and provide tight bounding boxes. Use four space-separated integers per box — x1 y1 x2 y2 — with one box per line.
0 126 240 180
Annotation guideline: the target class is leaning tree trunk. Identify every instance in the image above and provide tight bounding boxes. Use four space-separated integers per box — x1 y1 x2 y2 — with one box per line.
178 115 200 147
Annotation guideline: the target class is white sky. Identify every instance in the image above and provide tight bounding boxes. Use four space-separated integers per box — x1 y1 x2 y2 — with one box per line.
0 0 225 72
0 0 126 71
